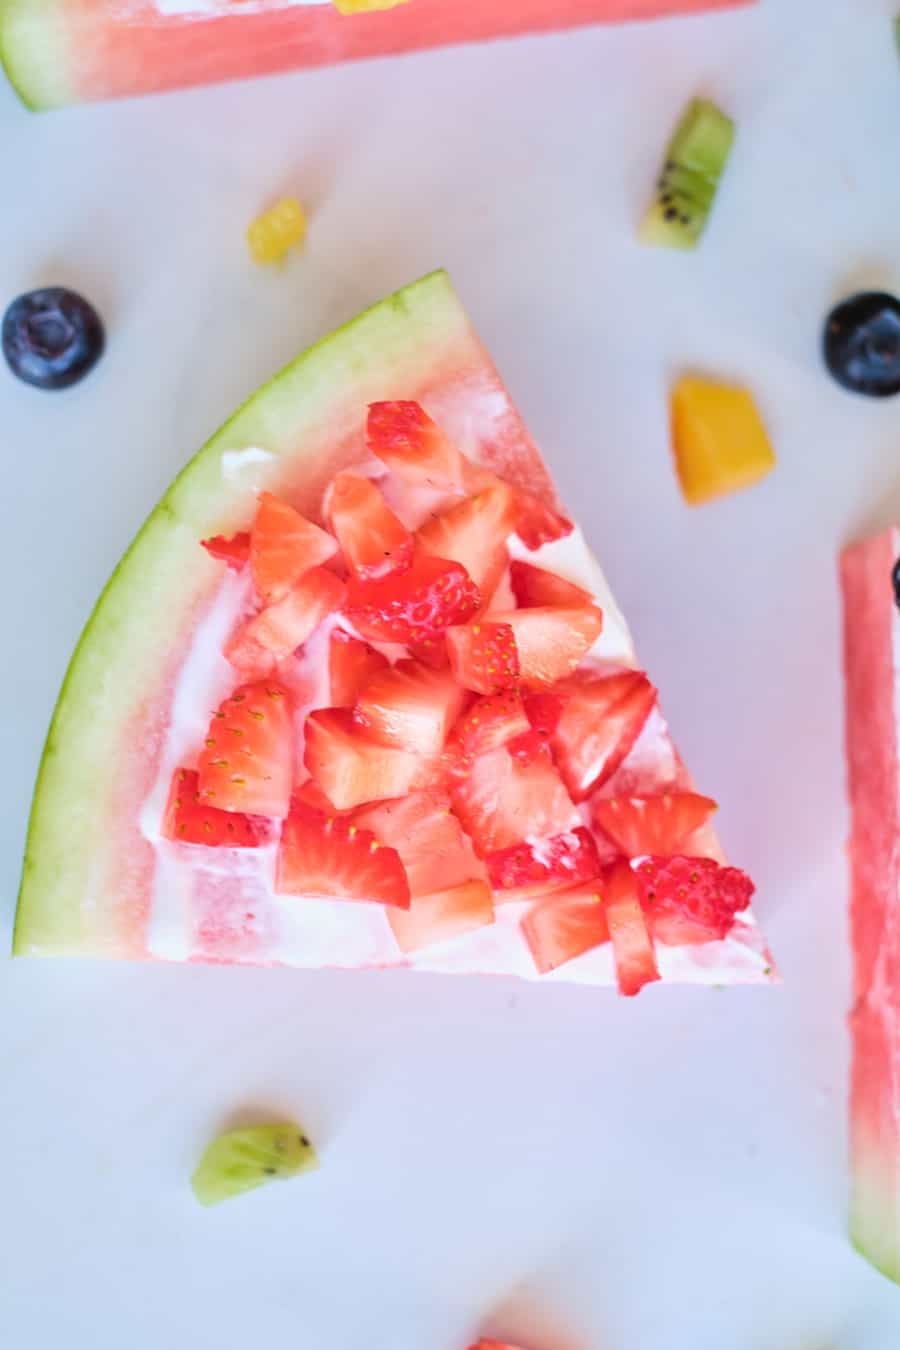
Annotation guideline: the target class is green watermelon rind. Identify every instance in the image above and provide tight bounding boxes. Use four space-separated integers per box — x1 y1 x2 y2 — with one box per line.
14 270 474 956
0 0 73 111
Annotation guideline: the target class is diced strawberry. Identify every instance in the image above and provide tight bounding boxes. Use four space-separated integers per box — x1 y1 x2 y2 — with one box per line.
592 792 718 859
635 855 754 946
522 879 610 974
450 745 579 856
344 552 480 645
226 567 346 678
513 490 574 549
304 707 431 810
196 681 293 818
292 779 340 814
326 471 413 580
417 480 516 600
367 400 471 493
408 637 450 670
276 800 410 908
486 827 600 901
509 559 591 608
551 671 657 801
388 879 495 954
451 691 531 759
328 629 389 707
250 491 338 602
469 1341 530 1350
508 691 565 764
201 532 251 569
355 788 480 897
446 620 520 695
489 606 603 688
354 659 467 755
162 768 265 847
604 858 660 997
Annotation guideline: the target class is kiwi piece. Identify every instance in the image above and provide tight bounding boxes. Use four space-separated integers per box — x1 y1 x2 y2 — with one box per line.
640 98 735 249
191 1123 318 1206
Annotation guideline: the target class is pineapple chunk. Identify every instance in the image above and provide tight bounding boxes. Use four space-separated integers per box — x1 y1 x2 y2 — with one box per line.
333 0 410 12
247 197 306 265
670 376 775 506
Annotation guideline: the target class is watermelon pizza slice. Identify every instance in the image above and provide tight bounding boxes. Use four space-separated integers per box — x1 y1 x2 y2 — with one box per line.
15 271 774 995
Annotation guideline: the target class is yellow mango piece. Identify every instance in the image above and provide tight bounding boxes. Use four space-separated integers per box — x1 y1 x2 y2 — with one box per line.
247 197 306 266
333 0 411 13
670 376 775 506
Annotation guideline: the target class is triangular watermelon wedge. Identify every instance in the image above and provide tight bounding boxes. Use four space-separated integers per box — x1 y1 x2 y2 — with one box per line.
15 271 774 994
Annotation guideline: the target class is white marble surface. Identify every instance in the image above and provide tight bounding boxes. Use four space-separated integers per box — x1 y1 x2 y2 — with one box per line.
2 0 900 1346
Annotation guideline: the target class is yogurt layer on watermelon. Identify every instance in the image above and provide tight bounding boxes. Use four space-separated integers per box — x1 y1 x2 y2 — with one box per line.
15 271 773 995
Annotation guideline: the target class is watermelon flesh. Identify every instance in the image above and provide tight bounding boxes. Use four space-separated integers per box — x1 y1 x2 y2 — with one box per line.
841 528 900 1282
1 0 754 110
14 270 774 989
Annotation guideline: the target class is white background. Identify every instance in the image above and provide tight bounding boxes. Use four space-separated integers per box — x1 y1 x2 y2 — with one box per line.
2 0 900 1345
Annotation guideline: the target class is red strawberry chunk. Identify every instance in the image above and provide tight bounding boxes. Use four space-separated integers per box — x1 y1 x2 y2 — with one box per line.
417 480 516 600
522 879 610 974
450 745 579 856
592 792 718 859
201 532 251 569
451 691 531 759
367 400 471 492
509 559 592 608
486 827 600 902
328 629 389 707
490 605 603 688
603 858 660 996
635 855 754 945
250 492 338 602
355 789 481 897
226 567 346 678
408 637 450 670
196 681 293 818
508 691 565 764
551 671 657 801
327 471 413 579
446 620 520 695
276 800 410 908
388 879 495 954
354 659 467 755
345 552 480 645
469 1342 530 1350
163 768 266 847
304 707 431 810
513 490 574 549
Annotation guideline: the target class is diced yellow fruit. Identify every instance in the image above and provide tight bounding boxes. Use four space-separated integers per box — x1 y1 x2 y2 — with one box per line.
670 376 775 506
333 0 411 13
247 197 306 265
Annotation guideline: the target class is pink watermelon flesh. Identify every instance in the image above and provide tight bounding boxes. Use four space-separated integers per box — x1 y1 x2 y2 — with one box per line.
1 0 755 110
842 527 900 1282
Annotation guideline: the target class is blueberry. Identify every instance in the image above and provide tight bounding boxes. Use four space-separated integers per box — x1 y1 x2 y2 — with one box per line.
2 287 104 390
823 292 900 398
893 557 900 610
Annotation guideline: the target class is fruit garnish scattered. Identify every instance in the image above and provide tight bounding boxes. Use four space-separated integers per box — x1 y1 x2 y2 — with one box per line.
512 490 573 549
304 707 432 810
486 826 600 901
163 769 265 847
367 400 472 492
604 858 660 996
250 491 338 601
592 791 717 858
670 375 775 506
823 292 900 398
196 681 293 818
507 691 565 764
450 744 579 855
201 532 251 569
226 566 346 677
277 799 411 906
417 480 515 598
640 97 734 249
246 197 306 265
446 620 520 695
327 471 413 578
328 629 389 706
522 880 609 974
509 560 591 608
387 879 494 954
551 671 657 800
2 287 104 390
451 691 531 759
346 552 480 644
636 855 754 945
490 605 603 687
355 789 481 898
191 1123 318 1206
354 658 466 754
468 1342 530 1350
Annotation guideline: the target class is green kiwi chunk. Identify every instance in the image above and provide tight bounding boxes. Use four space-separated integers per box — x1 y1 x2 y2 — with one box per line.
191 1123 318 1206
640 98 735 249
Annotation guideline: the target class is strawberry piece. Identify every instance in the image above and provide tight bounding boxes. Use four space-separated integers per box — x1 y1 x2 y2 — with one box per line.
509 559 591 608
469 1341 530 1350
367 400 471 492
508 691 565 764
450 745 579 856
522 879 610 974
417 480 516 600
196 681 293 818
201 532 251 569
450 691 531 759
344 552 480 645
635 855 754 945
327 471 413 579
328 629 389 707
355 788 481 897
446 620 520 695
354 658 467 755
513 490 574 549
276 800 410 908
226 567 346 678
604 858 660 996
250 491 338 602
592 792 718 859
388 879 495 954
551 671 657 801
162 768 265 847
408 636 450 669
486 827 600 901
304 707 431 810
490 605 603 688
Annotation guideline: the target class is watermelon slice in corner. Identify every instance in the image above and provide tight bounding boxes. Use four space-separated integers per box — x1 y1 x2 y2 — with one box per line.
15 270 773 994
0 0 755 111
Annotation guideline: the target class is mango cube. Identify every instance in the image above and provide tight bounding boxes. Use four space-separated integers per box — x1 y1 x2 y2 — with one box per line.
670 375 775 506
247 197 306 265
333 0 411 13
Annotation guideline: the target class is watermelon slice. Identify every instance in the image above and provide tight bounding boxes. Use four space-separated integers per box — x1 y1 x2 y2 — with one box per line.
841 528 900 1281
14 270 773 992
0 0 755 111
